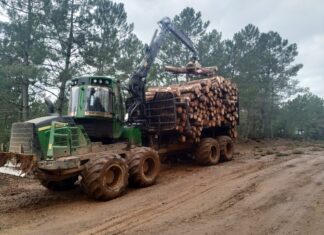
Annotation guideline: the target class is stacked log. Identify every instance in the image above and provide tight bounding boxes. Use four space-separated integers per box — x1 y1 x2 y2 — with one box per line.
164 65 217 77
145 76 239 143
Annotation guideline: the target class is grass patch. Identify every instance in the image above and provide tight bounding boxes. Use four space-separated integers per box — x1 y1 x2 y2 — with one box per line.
292 150 304 154
276 152 290 157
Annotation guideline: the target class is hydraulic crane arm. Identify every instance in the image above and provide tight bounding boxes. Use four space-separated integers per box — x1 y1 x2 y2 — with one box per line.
127 17 198 123
160 17 198 60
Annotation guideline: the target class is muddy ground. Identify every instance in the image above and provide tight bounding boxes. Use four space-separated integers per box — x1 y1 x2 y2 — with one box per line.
0 139 324 235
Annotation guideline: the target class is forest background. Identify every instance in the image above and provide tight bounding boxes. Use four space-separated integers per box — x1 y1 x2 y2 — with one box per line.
0 0 323 146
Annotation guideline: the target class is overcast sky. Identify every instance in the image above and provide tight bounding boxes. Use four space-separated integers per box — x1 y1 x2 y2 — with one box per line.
117 0 324 98
0 1 323 98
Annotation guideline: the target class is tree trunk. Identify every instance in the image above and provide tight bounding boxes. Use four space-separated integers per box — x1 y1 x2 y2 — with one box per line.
21 81 29 121
57 72 68 115
21 0 33 121
56 0 74 115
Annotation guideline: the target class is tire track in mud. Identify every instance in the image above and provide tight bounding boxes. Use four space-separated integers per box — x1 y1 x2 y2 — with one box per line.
79 165 263 234
152 155 324 235
248 158 324 235
0 159 267 235
166 155 324 235
80 155 311 235
2 150 322 235
215 157 324 216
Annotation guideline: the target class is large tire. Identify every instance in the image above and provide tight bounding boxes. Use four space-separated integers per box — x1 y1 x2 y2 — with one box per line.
40 176 78 191
195 138 220 165
218 136 234 161
128 147 160 187
81 154 128 201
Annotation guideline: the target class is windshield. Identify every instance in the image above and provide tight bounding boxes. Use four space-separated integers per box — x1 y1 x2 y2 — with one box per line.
85 86 113 117
68 86 79 116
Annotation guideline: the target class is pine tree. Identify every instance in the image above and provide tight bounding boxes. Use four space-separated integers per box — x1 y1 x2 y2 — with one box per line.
0 0 48 120
79 0 142 80
228 24 303 138
157 7 210 84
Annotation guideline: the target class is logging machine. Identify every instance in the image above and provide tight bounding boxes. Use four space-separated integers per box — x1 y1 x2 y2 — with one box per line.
0 17 238 201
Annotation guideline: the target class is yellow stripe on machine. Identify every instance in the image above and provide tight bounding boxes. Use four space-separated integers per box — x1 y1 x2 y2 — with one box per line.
38 125 51 131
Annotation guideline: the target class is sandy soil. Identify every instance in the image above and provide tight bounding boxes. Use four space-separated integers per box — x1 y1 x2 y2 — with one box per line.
0 139 324 235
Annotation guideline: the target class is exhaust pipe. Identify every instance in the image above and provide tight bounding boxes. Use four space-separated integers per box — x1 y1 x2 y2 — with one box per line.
45 97 55 114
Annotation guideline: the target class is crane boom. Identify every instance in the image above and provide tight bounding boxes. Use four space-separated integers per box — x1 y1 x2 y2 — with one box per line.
127 17 198 123
159 17 198 60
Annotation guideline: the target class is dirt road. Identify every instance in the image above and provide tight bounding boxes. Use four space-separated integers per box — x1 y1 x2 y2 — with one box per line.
1 140 324 235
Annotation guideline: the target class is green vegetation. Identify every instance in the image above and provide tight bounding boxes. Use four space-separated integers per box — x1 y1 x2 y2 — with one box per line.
0 3 323 145
275 94 324 140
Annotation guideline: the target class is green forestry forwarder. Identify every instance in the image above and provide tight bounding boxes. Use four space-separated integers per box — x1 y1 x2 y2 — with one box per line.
0 17 237 201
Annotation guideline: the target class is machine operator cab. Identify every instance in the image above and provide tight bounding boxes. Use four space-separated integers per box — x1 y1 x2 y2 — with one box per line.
67 76 141 144
67 76 127 142
68 76 124 121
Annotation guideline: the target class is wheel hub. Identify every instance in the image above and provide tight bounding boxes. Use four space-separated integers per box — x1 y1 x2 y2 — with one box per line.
104 164 123 188
143 161 149 173
105 170 115 184
210 146 217 160
142 158 155 178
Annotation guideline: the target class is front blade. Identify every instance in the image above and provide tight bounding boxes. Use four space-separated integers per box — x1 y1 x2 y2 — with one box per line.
0 162 25 177
0 152 35 177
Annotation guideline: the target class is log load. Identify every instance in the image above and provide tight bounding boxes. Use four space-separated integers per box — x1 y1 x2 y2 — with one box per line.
145 76 239 143
164 65 217 77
